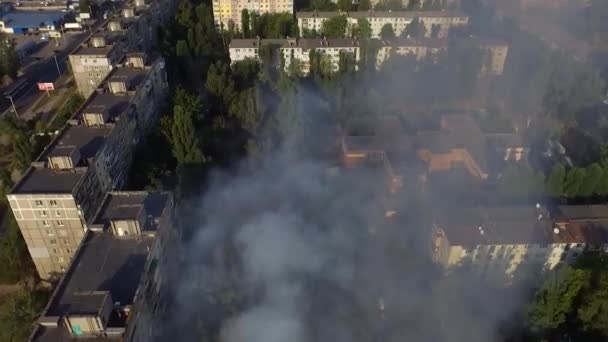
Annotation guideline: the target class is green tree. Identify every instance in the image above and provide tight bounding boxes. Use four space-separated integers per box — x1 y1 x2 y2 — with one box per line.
596 167 608 196
358 0 371 10
401 17 427 38
241 9 251 38
380 23 395 39
337 0 352 11
527 267 591 333
79 0 91 13
579 163 603 197
430 23 441 38
0 290 49 341
354 18 372 39
498 164 545 198
0 36 19 79
311 0 337 10
546 163 566 197
0 168 13 202
321 15 347 38
206 61 237 112
406 0 421 10
10 133 32 173
564 167 587 198
169 89 205 165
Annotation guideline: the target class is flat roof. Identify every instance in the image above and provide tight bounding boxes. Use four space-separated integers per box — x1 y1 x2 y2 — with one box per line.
11 166 86 194
72 44 115 56
77 91 133 121
0 10 66 28
436 206 551 247
92 192 171 230
45 231 152 317
296 10 468 19
40 125 113 161
106 66 148 88
557 205 608 222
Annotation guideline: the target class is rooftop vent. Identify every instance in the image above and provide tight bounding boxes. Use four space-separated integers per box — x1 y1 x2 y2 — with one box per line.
123 8 135 18
134 0 146 7
91 36 106 48
553 228 560 235
108 21 122 32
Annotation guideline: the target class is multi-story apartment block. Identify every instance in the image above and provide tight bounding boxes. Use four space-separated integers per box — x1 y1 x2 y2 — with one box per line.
69 35 121 97
296 11 469 39
212 0 293 30
69 0 174 96
7 54 168 280
30 191 179 342
229 37 361 75
230 37 509 76
431 204 608 282
374 38 509 76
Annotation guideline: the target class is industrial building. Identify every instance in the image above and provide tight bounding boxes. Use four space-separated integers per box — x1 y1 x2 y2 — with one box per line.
0 10 67 34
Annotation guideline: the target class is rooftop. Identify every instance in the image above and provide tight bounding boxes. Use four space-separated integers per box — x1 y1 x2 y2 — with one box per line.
229 38 361 49
106 66 148 88
40 125 113 161
91 192 171 231
296 10 468 19
0 10 66 28
556 205 608 222
11 166 87 194
76 91 133 121
436 205 551 247
71 44 115 56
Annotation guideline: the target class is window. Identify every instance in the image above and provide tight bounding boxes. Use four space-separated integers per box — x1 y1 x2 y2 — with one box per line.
49 239 57 245
57 220 65 227
56 211 62 217
35 200 43 206
41 210 47 217
46 230 55 236
42 220 50 227
63 239 69 245
66 248 72 254
58 229 68 237
57 256 64 262
49 200 58 206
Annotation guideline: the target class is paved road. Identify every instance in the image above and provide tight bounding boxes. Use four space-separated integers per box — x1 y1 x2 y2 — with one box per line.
1 18 105 119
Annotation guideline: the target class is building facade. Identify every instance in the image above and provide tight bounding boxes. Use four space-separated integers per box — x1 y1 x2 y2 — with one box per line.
8 55 168 280
30 191 180 342
431 205 608 282
297 11 469 39
212 0 293 30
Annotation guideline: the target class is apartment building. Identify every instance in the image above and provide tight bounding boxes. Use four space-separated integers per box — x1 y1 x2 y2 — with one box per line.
212 0 293 30
229 37 361 75
297 11 469 39
69 35 121 97
431 204 608 281
373 38 509 75
69 0 173 96
341 114 501 190
7 54 168 280
30 191 179 342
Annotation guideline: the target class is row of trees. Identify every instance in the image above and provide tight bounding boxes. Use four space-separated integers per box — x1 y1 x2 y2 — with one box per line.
303 15 434 39
498 162 608 200
241 11 297 39
0 35 19 83
312 0 449 12
525 253 608 340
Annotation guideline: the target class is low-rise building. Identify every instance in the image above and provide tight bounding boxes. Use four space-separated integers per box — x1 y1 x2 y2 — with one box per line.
229 37 361 75
297 11 469 39
212 0 293 30
7 54 168 280
431 204 608 281
30 191 179 342
0 10 66 34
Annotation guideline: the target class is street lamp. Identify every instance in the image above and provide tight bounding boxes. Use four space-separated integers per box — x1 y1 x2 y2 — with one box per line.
53 51 61 78
6 95 18 119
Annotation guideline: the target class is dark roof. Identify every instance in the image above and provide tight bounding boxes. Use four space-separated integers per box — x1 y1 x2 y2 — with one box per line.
436 206 550 247
106 67 148 89
91 192 171 231
77 92 133 121
40 125 113 161
44 231 152 317
556 205 608 222
11 166 86 194
230 38 361 49
549 221 608 245
296 10 468 19
229 38 286 49
0 10 66 28
71 45 115 56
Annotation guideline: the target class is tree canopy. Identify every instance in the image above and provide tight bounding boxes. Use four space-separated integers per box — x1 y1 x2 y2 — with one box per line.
321 15 347 38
